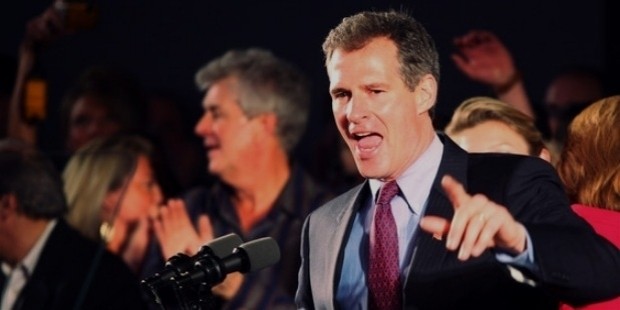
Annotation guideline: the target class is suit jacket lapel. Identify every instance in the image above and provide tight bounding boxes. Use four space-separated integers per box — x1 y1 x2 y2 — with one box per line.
309 182 367 307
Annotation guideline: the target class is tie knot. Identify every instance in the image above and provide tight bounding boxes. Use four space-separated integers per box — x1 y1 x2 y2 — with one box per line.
377 180 399 205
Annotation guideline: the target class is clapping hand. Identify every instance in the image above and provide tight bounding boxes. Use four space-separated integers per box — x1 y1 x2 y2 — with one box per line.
151 199 214 259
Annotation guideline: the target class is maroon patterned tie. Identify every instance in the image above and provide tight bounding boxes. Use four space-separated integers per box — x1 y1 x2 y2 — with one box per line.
368 180 402 310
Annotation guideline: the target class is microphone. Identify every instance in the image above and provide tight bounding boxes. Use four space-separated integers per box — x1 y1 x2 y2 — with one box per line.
141 233 243 290
175 237 280 288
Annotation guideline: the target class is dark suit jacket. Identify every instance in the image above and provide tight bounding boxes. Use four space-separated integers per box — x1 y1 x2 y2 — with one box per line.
4 220 146 310
296 135 620 310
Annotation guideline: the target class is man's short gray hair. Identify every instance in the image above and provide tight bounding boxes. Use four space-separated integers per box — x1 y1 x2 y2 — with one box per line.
195 48 310 154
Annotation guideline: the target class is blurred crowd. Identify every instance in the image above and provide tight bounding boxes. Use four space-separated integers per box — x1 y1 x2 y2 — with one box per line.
1 3 618 310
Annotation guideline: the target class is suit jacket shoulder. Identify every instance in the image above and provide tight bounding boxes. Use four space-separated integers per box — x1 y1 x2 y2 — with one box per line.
17 220 146 310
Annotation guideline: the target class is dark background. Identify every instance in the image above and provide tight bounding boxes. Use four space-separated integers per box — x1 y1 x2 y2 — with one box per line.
1 0 618 174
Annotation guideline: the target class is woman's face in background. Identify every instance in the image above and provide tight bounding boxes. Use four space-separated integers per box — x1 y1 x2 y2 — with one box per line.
104 155 162 226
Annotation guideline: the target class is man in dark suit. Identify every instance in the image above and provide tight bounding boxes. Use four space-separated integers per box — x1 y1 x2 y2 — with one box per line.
0 139 146 309
296 10 620 309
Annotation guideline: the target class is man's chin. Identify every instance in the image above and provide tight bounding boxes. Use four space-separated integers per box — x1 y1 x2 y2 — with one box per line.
356 165 383 180
207 163 221 176
354 155 384 178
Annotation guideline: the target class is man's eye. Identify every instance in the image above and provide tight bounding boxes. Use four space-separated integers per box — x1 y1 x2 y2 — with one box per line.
334 92 350 99
207 108 222 119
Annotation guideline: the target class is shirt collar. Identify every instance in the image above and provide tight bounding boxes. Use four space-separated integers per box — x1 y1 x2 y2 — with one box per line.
368 134 444 215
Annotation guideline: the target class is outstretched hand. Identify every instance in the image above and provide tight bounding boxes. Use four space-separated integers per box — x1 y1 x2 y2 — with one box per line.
420 175 527 261
451 30 517 88
23 5 67 49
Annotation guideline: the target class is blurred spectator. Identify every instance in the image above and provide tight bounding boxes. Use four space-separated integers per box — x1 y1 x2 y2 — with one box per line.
452 30 534 117
143 48 332 309
445 96 550 162
6 3 146 169
452 30 606 156
59 66 147 153
63 135 163 274
0 138 146 309
543 68 604 145
556 95 620 309
7 3 75 146
145 91 208 196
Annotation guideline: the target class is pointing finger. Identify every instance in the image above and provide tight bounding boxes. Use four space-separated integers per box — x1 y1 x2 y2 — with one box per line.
441 175 470 209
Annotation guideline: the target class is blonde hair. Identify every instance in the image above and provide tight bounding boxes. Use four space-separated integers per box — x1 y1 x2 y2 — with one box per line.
556 96 620 210
63 135 152 241
445 97 545 156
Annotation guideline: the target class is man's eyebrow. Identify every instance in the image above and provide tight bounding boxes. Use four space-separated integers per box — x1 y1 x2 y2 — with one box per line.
203 104 221 112
365 82 388 89
330 87 349 96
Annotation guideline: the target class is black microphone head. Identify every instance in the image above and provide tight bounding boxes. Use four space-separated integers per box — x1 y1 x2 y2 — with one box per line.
236 237 280 272
201 233 243 258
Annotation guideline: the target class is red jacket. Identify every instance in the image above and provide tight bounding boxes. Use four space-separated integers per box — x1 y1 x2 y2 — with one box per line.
561 204 620 310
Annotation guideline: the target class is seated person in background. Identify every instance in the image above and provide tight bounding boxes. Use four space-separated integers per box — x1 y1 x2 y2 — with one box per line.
0 139 146 309
556 95 620 310
445 96 551 162
63 135 163 274
143 48 332 309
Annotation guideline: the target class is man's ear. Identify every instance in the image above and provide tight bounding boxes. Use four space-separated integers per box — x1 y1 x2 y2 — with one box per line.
0 194 18 220
414 74 438 115
258 112 278 135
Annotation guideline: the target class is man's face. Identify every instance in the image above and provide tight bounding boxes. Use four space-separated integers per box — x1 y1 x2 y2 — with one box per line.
0 194 18 264
194 76 261 180
67 95 121 152
544 75 601 140
327 37 436 181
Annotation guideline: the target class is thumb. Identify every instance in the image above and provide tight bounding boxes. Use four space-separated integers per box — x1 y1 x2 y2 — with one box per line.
451 53 471 74
420 215 450 239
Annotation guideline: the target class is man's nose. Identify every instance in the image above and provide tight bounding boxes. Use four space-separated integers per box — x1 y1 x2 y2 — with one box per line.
346 96 369 123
